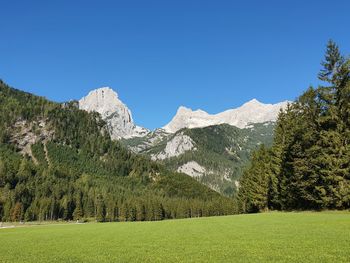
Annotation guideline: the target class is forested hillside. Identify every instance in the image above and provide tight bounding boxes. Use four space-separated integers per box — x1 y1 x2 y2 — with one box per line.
237 41 350 212
130 123 275 196
0 81 235 222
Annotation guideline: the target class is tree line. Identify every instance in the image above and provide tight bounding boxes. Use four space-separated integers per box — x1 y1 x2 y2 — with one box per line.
237 41 350 212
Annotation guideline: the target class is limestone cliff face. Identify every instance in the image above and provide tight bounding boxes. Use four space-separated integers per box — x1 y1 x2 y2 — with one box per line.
151 132 196 160
79 87 148 139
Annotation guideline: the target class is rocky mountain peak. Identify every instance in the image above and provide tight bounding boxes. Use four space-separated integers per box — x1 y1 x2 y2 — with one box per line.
243 98 263 106
177 106 192 114
79 87 126 117
79 87 148 139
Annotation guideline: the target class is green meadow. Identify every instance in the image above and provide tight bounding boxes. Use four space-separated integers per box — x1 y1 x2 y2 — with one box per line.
1 212 349 263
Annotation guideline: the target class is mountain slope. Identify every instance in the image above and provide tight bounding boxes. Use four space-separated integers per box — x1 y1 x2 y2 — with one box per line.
109 93 286 196
123 122 275 196
0 80 235 222
75 86 285 196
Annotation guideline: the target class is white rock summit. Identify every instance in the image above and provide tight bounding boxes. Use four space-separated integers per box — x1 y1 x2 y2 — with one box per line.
78 87 289 140
79 87 149 139
163 99 289 133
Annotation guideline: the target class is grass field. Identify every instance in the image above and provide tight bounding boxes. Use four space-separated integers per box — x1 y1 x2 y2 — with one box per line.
1 212 349 262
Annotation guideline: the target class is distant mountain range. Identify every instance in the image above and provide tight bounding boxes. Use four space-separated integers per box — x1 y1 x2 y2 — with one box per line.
163 99 288 133
78 87 289 195
78 87 288 137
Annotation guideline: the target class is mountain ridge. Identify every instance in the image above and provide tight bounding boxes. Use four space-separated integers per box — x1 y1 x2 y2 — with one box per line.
78 87 289 138
76 87 287 196
163 99 289 133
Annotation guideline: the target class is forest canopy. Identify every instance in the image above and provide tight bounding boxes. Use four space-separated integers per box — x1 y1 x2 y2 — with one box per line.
237 41 350 212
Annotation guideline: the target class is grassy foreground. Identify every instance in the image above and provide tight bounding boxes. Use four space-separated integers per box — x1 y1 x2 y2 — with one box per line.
1 212 349 262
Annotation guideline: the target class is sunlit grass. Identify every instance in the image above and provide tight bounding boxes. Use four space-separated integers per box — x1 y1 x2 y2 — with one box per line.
1 212 349 262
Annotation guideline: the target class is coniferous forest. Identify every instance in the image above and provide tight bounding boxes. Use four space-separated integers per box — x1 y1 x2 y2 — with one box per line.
237 41 350 213
0 81 235 222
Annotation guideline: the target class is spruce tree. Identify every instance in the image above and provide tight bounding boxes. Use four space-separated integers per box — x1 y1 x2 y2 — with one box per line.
73 194 83 220
0 160 6 187
237 145 272 213
95 195 105 222
316 41 350 208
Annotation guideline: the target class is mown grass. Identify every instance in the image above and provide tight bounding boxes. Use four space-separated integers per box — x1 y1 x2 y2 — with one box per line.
1 212 349 262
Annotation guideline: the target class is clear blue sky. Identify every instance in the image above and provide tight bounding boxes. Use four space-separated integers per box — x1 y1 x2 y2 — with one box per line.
1 0 349 129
